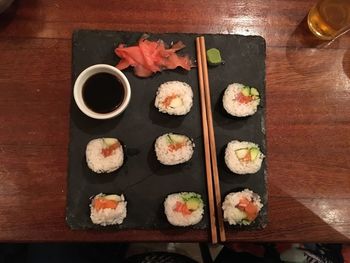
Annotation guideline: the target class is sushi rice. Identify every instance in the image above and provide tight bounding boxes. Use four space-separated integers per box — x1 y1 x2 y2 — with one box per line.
223 83 260 117
155 133 194 165
154 81 193 115
86 138 124 173
222 189 263 226
225 140 264 175
164 192 204 227
90 193 127 226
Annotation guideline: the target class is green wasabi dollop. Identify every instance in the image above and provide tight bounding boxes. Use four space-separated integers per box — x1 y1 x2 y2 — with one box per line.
206 48 222 66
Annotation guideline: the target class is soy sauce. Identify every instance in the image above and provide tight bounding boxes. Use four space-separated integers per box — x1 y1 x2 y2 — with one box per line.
82 73 125 113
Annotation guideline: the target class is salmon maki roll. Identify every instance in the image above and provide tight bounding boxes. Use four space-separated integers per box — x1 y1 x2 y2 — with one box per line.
222 189 262 225
90 193 127 226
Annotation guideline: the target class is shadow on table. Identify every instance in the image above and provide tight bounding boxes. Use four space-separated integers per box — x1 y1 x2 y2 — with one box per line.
342 49 350 80
286 16 329 49
0 0 41 34
0 0 18 30
285 16 343 76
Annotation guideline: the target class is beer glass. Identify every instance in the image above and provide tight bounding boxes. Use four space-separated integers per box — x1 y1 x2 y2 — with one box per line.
308 0 350 40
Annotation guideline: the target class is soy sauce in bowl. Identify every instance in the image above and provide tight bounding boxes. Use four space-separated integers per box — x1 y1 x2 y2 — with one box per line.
74 64 131 119
82 73 125 114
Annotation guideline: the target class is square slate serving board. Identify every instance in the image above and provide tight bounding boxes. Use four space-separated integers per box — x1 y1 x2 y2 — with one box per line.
66 30 267 231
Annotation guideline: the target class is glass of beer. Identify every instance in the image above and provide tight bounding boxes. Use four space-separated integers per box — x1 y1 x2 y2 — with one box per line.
308 0 350 40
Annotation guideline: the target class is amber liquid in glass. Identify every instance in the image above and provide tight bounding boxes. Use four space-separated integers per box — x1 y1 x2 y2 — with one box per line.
308 0 350 40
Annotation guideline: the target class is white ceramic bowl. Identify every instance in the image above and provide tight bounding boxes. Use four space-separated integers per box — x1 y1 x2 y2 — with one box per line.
73 64 131 120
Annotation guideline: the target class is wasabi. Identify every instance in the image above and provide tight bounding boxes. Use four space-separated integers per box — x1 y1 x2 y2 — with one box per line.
206 48 222 65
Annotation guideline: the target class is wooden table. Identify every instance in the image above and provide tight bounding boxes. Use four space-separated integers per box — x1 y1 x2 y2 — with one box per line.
0 0 349 242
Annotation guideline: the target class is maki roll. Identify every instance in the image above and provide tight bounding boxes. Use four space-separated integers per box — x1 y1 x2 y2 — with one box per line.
223 83 260 117
154 81 193 115
90 193 127 226
164 192 204 226
155 133 194 165
222 189 263 226
225 140 264 175
86 138 124 173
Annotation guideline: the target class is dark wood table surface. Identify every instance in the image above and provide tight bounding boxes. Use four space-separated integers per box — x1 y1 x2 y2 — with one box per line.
0 0 349 242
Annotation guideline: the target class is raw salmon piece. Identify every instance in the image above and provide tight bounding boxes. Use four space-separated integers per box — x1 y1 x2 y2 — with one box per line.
174 201 191 215
93 198 118 211
101 142 120 158
237 198 258 221
244 202 258 221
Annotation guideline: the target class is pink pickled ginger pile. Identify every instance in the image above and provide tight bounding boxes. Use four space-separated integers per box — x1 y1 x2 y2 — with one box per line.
115 35 194 78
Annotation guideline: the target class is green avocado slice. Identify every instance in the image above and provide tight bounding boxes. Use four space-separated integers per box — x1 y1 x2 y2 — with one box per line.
186 198 201 211
235 148 249 159
250 87 259 96
250 147 260 161
241 87 251 97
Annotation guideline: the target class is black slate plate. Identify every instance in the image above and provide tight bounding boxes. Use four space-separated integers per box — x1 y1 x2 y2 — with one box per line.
66 30 267 231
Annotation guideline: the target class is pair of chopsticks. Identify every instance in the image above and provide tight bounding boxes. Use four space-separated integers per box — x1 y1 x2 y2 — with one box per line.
196 36 226 244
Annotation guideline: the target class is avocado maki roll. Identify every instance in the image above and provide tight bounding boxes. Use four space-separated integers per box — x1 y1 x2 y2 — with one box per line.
154 81 193 116
223 83 260 117
86 138 124 173
154 133 194 165
164 192 204 226
225 140 264 175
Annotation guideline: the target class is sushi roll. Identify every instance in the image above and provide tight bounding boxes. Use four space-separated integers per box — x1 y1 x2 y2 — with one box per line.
155 133 194 165
154 81 193 115
222 189 263 225
164 192 204 227
223 83 260 117
90 193 127 226
86 138 124 173
225 140 264 175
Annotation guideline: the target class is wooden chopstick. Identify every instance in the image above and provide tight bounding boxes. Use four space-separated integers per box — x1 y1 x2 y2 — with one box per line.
196 37 218 244
198 36 226 242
